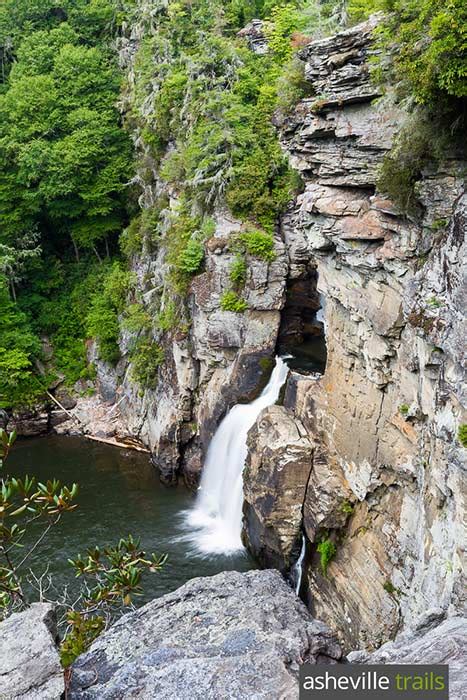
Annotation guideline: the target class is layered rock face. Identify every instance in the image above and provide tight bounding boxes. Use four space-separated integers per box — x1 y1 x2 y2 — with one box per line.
243 17 466 651
69 570 342 699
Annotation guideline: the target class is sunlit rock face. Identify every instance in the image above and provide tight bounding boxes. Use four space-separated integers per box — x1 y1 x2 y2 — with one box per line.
242 16 466 651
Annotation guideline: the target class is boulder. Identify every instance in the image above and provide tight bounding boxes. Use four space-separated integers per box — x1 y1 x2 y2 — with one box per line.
348 614 467 700
70 570 341 699
0 603 64 699
243 407 313 570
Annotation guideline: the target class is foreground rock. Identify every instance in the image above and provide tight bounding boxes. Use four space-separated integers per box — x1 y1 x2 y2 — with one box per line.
70 570 341 699
0 603 64 699
349 614 467 700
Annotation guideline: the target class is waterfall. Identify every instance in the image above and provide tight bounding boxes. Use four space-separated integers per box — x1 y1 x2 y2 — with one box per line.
316 293 326 332
292 534 306 595
184 356 290 556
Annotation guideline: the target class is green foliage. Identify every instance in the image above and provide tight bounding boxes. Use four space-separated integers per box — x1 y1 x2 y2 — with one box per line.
229 256 247 286
399 404 409 415
380 0 467 105
239 230 276 261
129 340 165 390
220 291 248 312
178 239 205 276
0 280 43 409
377 112 451 215
156 301 177 332
340 500 354 515
458 425 467 448
348 0 467 108
86 263 133 365
316 537 336 576
60 612 105 668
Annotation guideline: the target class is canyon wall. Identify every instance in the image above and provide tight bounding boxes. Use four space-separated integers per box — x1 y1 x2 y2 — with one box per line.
67 11 465 652
243 17 466 651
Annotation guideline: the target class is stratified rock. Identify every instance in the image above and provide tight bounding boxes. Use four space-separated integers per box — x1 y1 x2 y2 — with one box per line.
271 14 467 652
0 603 64 699
69 570 341 699
348 614 467 700
243 406 313 569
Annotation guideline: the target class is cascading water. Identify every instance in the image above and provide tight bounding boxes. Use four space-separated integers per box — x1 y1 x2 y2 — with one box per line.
292 534 306 595
184 356 289 556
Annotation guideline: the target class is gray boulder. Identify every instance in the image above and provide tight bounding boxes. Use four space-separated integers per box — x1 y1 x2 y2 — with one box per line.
70 569 341 699
348 614 467 700
0 603 64 699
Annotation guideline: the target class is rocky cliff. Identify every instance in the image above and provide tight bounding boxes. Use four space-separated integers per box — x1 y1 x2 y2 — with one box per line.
53 10 466 654
242 16 466 651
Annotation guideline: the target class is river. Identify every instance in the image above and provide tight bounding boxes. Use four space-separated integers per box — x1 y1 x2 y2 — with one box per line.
7 436 255 605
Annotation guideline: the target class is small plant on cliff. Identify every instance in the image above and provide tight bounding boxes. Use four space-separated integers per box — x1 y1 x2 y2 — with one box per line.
340 500 354 515
220 290 248 313
229 256 248 287
399 404 409 416
129 340 165 391
458 425 467 448
238 230 276 262
317 537 337 577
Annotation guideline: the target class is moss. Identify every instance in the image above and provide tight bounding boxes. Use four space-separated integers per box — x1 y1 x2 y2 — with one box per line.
316 538 337 577
383 580 398 596
340 500 354 515
220 291 248 313
399 404 409 416
259 357 274 373
458 425 467 448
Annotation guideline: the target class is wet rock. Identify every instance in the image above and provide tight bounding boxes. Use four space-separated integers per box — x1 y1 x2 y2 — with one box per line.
7 410 49 436
70 570 342 699
0 603 64 699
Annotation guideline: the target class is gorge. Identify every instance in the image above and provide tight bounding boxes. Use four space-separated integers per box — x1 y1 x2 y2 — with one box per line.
0 1 465 697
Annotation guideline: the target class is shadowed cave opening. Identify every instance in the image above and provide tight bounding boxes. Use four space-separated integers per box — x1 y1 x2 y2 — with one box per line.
278 266 327 375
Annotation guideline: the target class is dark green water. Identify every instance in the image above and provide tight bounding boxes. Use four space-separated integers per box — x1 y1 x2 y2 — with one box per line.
7 436 255 604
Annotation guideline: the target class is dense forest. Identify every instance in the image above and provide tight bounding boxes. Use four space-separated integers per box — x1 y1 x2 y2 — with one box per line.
0 0 465 410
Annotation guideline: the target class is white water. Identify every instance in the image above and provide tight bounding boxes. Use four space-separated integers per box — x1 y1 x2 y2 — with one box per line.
316 293 326 331
292 534 306 595
184 356 290 556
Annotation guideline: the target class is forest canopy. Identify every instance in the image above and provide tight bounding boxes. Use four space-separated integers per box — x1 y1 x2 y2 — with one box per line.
0 0 465 409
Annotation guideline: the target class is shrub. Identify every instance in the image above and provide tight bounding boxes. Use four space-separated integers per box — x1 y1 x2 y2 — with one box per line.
399 404 409 415
317 538 337 577
130 340 165 390
178 239 205 275
229 255 247 286
157 300 177 332
458 424 467 448
220 290 248 312
239 230 276 261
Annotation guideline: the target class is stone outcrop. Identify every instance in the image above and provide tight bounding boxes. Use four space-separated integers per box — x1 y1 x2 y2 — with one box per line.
349 614 467 700
0 603 64 699
243 405 313 569
69 570 342 699
242 16 466 652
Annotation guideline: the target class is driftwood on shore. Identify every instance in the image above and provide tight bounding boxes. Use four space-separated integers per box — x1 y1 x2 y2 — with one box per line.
84 434 150 453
